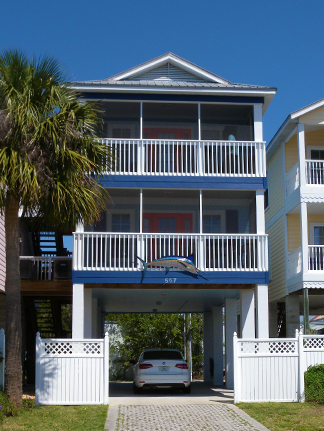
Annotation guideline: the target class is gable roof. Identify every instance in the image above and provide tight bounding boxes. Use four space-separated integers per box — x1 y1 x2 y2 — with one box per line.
74 53 276 113
267 98 324 159
106 52 231 84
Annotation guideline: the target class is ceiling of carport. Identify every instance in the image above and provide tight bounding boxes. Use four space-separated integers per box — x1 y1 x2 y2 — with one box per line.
92 287 240 313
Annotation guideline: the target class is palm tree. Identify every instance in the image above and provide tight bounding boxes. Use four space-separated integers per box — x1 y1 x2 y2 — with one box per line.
0 50 111 408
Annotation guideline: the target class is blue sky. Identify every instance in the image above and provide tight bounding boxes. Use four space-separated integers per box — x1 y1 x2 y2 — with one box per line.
1 0 324 143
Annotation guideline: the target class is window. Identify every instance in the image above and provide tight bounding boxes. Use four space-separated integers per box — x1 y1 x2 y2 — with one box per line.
112 214 131 232
203 215 222 233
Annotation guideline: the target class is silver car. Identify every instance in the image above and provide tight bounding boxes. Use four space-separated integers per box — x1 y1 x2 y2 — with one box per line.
132 348 191 394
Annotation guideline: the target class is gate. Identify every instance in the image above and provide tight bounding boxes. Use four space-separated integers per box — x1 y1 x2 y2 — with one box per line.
35 332 109 405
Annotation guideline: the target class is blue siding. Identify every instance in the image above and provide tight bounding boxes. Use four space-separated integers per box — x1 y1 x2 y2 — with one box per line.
73 270 269 285
100 175 266 190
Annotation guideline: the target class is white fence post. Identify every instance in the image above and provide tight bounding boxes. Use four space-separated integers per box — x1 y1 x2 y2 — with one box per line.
297 330 305 402
233 332 240 403
35 332 41 406
103 332 109 404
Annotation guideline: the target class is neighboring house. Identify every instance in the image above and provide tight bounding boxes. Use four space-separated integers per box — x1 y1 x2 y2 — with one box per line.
71 53 276 388
266 99 324 337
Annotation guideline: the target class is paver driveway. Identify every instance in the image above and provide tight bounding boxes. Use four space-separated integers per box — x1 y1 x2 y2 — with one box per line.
105 382 269 431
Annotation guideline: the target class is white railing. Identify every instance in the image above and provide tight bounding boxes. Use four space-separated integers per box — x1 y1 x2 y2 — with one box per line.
73 233 268 272
234 331 324 403
287 247 302 278
20 256 72 280
306 160 324 185
100 139 266 177
285 163 299 196
35 332 109 405
308 245 324 271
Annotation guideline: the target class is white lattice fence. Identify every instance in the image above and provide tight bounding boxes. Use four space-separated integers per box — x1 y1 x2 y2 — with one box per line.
36 333 109 405
234 332 324 403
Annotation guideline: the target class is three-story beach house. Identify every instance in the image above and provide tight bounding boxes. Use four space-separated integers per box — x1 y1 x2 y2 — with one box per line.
266 99 324 337
70 53 276 388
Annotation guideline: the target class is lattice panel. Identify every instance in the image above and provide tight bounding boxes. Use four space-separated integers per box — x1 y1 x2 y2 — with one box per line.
43 341 102 356
239 341 297 354
303 337 324 350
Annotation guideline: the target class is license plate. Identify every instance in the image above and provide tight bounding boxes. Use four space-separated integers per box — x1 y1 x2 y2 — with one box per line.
159 366 169 371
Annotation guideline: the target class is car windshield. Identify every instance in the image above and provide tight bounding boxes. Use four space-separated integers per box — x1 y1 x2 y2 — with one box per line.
143 350 183 360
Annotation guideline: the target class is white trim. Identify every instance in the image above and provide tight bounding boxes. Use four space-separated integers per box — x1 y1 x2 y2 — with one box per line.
291 98 324 120
109 54 231 85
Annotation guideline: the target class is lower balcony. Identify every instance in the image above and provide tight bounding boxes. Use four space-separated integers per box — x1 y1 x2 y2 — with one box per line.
20 256 72 281
73 233 268 273
288 246 324 276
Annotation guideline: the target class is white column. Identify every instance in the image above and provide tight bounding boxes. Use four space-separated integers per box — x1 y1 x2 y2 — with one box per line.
255 284 269 338
225 299 236 389
300 201 308 273
72 283 84 339
240 290 255 338
212 306 223 386
297 122 306 188
84 289 92 338
253 104 263 141
140 102 143 139
286 295 300 337
198 103 201 141
255 190 265 234
199 190 204 269
203 312 213 383
140 189 143 233
92 297 98 338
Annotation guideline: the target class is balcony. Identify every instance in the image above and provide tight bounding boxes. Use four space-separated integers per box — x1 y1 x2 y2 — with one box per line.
287 246 324 277
20 256 72 280
73 233 268 272
285 160 324 197
101 139 266 177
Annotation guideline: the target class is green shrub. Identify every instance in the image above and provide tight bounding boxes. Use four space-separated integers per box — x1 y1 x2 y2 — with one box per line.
305 364 324 403
0 390 19 423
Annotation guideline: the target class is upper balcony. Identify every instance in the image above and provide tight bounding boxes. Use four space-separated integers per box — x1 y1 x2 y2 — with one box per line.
286 160 324 198
96 101 266 189
102 138 266 177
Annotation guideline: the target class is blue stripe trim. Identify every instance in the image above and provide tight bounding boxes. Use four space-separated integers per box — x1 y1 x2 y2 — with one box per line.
80 92 264 104
99 175 266 190
72 270 269 285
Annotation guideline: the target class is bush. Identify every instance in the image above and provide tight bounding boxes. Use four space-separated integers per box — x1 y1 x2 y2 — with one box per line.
305 364 324 403
0 390 19 423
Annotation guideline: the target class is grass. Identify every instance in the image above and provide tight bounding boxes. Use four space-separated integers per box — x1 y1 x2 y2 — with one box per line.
237 402 324 431
0 399 108 430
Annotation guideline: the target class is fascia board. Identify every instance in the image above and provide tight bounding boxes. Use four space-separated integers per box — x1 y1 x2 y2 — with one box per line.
73 83 276 99
290 98 324 120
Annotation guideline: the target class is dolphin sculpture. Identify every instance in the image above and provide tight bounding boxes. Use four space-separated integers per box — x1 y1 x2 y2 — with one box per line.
137 254 200 276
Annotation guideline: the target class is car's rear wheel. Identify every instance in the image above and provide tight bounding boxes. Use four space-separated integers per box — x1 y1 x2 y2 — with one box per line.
133 383 142 394
183 385 191 394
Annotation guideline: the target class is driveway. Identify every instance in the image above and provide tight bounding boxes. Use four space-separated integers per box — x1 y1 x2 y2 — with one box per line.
105 382 269 431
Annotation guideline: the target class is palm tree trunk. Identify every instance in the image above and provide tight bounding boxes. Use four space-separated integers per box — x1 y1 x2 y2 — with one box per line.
5 196 22 408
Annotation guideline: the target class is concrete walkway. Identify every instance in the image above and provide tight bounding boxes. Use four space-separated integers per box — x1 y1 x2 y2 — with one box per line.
105 382 269 431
